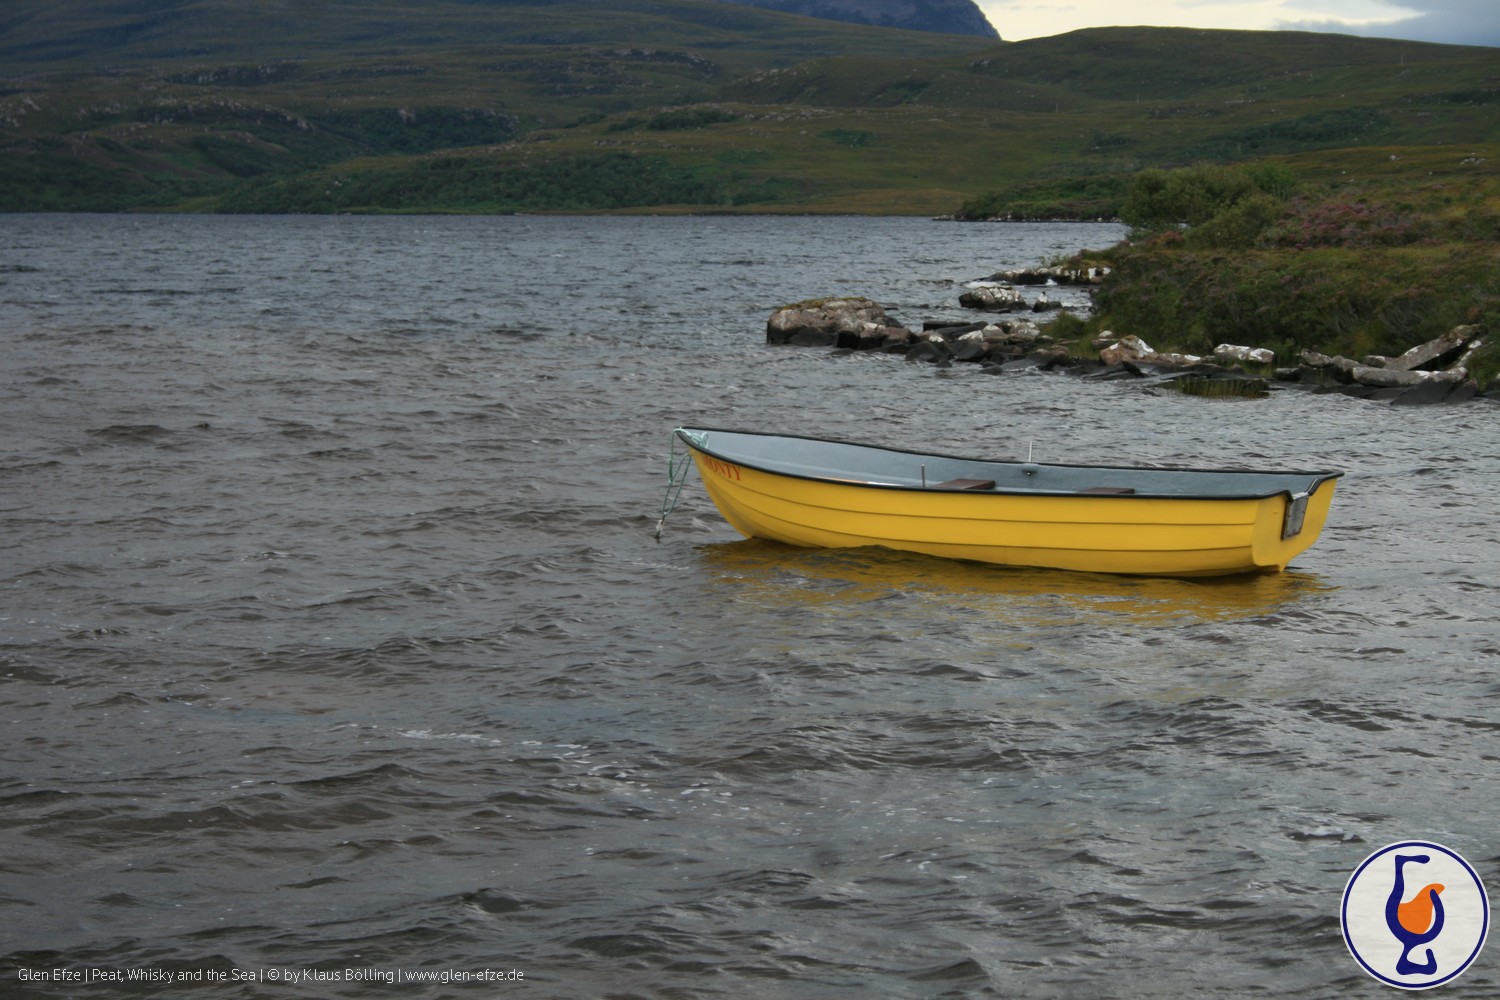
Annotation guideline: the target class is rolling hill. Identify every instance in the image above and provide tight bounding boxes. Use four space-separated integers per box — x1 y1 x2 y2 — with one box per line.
1 0 1496 212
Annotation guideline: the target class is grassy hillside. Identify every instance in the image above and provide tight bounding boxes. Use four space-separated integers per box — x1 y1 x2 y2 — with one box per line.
0 0 991 209
0 0 987 70
1 2 1497 213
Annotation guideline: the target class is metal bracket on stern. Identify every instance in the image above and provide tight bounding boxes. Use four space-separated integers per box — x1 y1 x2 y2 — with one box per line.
1282 491 1309 539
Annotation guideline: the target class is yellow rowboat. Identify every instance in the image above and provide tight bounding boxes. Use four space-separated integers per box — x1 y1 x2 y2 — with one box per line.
673 427 1341 577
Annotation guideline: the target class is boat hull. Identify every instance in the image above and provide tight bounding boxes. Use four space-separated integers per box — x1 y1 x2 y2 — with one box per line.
678 429 1339 577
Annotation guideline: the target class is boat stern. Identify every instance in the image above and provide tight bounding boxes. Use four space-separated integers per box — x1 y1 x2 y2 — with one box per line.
1251 476 1339 572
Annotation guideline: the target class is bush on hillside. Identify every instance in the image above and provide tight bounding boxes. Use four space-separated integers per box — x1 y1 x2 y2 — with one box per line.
953 175 1127 221
1121 162 1296 235
220 152 730 212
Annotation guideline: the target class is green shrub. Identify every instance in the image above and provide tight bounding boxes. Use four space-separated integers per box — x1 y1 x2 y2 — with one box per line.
220 151 726 212
954 175 1127 221
1185 192 1285 249
1090 244 1496 360
1123 163 1287 230
645 108 739 130
819 129 874 148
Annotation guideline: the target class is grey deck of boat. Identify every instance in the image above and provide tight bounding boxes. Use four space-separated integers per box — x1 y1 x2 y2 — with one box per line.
678 428 1339 500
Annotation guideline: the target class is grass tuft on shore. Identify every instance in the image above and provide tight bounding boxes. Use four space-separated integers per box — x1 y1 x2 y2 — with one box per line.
1054 148 1500 383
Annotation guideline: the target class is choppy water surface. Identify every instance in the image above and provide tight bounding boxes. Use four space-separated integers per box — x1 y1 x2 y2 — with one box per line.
2 214 1498 998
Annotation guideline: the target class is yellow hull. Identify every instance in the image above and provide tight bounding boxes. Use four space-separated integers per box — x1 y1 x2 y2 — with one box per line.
684 441 1337 577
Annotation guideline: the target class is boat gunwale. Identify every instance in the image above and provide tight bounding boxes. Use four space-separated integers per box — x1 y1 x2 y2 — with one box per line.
675 426 1343 502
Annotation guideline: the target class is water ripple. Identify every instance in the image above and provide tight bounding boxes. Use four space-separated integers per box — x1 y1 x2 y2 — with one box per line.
1 214 1496 997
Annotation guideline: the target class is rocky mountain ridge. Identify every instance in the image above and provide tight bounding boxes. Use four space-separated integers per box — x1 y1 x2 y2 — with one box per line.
722 0 998 38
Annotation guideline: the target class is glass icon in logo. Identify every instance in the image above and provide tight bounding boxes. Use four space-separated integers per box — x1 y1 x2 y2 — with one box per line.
1343 841 1489 989
1387 852 1445 976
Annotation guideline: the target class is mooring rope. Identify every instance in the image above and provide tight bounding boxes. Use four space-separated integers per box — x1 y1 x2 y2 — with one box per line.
653 431 695 541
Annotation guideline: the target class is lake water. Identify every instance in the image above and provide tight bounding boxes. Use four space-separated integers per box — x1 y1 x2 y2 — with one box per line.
2 214 1498 998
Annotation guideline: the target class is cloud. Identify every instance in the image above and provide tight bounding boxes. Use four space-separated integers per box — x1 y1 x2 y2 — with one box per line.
1278 0 1500 47
985 0 1302 42
981 0 1499 46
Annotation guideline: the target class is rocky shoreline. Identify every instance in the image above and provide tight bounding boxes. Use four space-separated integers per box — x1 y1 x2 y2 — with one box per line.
765 273 1494 406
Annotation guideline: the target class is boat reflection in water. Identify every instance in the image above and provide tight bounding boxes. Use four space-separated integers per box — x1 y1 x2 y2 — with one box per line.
697 538 1336 630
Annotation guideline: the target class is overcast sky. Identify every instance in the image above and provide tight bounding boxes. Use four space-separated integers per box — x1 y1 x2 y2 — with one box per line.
981 0 1500 47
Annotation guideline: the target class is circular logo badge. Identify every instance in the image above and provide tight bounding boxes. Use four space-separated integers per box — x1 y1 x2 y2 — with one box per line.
1342 841 1489 989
